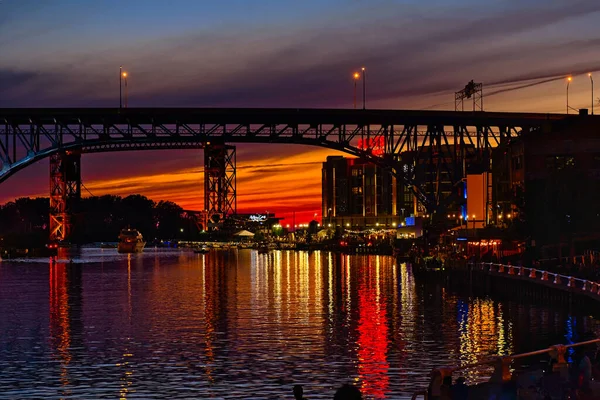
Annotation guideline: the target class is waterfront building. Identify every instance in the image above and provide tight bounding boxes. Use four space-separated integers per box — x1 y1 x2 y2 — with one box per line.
395 144 476 220
503 113 600 254
322 156 397 228
225 213 283 234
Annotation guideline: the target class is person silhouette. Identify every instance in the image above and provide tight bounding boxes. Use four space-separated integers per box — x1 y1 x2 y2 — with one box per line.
333 384 362 400
293 384 307 400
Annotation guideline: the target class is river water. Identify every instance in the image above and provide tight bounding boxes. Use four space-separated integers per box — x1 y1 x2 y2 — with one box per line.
0 248 598 399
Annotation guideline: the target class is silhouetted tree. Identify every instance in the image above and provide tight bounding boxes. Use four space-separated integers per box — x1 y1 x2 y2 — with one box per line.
154 200 184 239
121 194 156 237
0 194 192 244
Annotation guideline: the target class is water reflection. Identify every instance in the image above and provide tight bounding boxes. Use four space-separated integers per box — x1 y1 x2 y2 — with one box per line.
357 257 389 399
0 249 598 399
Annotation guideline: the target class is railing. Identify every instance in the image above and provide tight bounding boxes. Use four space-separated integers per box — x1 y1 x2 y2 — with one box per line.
411 338 600 400
469 262 600 295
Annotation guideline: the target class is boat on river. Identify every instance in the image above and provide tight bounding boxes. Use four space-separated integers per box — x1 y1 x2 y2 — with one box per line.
194 246 209 254
117 229 146 253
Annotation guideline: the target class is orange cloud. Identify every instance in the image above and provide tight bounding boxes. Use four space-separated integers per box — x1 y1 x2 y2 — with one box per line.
82 147 346 224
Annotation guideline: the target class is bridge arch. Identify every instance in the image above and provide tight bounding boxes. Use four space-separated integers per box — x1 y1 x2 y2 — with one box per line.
1 107 562 218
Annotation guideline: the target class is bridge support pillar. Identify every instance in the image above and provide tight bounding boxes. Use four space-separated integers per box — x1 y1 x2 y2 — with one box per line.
49 151 81 242
204 143 236 230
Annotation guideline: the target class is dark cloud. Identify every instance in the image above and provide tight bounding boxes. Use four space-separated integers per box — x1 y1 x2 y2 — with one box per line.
2 0 600 110
0 69 40 93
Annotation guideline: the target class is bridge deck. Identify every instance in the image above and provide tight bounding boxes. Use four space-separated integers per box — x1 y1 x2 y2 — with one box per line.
0 107 576 126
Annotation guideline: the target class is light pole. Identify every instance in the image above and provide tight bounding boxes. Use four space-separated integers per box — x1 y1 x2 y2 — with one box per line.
590 73 594 115
353 72 360 109
361 67 366 110
567 76 572 114
122 71 128 108
119 65 123 109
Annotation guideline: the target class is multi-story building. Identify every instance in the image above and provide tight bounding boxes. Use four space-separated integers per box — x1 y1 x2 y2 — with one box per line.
396 144 476 219
503 114 600 252
322 156 397 228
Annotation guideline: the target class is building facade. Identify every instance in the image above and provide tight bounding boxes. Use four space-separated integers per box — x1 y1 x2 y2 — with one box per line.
322 156 397 228
396 144 476 219
503 115 600 252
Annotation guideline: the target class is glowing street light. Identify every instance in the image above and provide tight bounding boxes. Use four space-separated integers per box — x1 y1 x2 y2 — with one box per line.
122 71 129 108
590 73 594 115
119 65 123 108
567 76 572 114
353 72 360 109
361 67 366 110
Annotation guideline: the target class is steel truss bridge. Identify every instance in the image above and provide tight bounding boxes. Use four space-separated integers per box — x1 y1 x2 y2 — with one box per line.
0 108 569 241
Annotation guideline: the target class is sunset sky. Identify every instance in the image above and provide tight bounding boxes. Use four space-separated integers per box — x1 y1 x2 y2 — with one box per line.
2 0 600 222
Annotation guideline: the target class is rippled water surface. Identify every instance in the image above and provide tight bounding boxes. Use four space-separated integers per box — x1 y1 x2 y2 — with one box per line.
1 248 599 399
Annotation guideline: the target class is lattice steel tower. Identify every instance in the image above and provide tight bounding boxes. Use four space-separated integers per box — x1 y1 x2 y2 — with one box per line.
49 151 81 242
204 143 236 230
455 80 483 112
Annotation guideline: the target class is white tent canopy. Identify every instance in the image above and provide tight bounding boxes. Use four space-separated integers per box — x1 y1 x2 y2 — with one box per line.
316 229 330 238
234 230 255 237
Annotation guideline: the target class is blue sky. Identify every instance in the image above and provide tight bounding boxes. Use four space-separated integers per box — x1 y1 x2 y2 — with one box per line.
2 0 600 110
1 0 600 220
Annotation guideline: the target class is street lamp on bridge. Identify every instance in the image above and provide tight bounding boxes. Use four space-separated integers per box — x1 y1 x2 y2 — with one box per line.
566 76 572 114
122 71 129 108
361 67 366 110
119 66 123 109
589 73 594 115
567 76 577 114
353 72 360 109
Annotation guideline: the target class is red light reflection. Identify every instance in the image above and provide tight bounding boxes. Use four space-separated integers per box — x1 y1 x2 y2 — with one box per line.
49 262 72 388
357 263 389 398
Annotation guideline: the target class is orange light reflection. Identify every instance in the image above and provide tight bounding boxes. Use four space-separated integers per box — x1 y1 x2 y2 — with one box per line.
357 257 390 398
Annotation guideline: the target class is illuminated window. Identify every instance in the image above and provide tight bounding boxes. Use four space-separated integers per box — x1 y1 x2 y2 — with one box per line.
546 155 576 170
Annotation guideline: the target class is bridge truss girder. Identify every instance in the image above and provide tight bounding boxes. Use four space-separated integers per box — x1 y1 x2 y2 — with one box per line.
1 108 557 214
49 151 81 242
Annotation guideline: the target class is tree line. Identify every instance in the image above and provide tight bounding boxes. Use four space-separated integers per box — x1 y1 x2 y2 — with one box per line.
0 195 195 246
